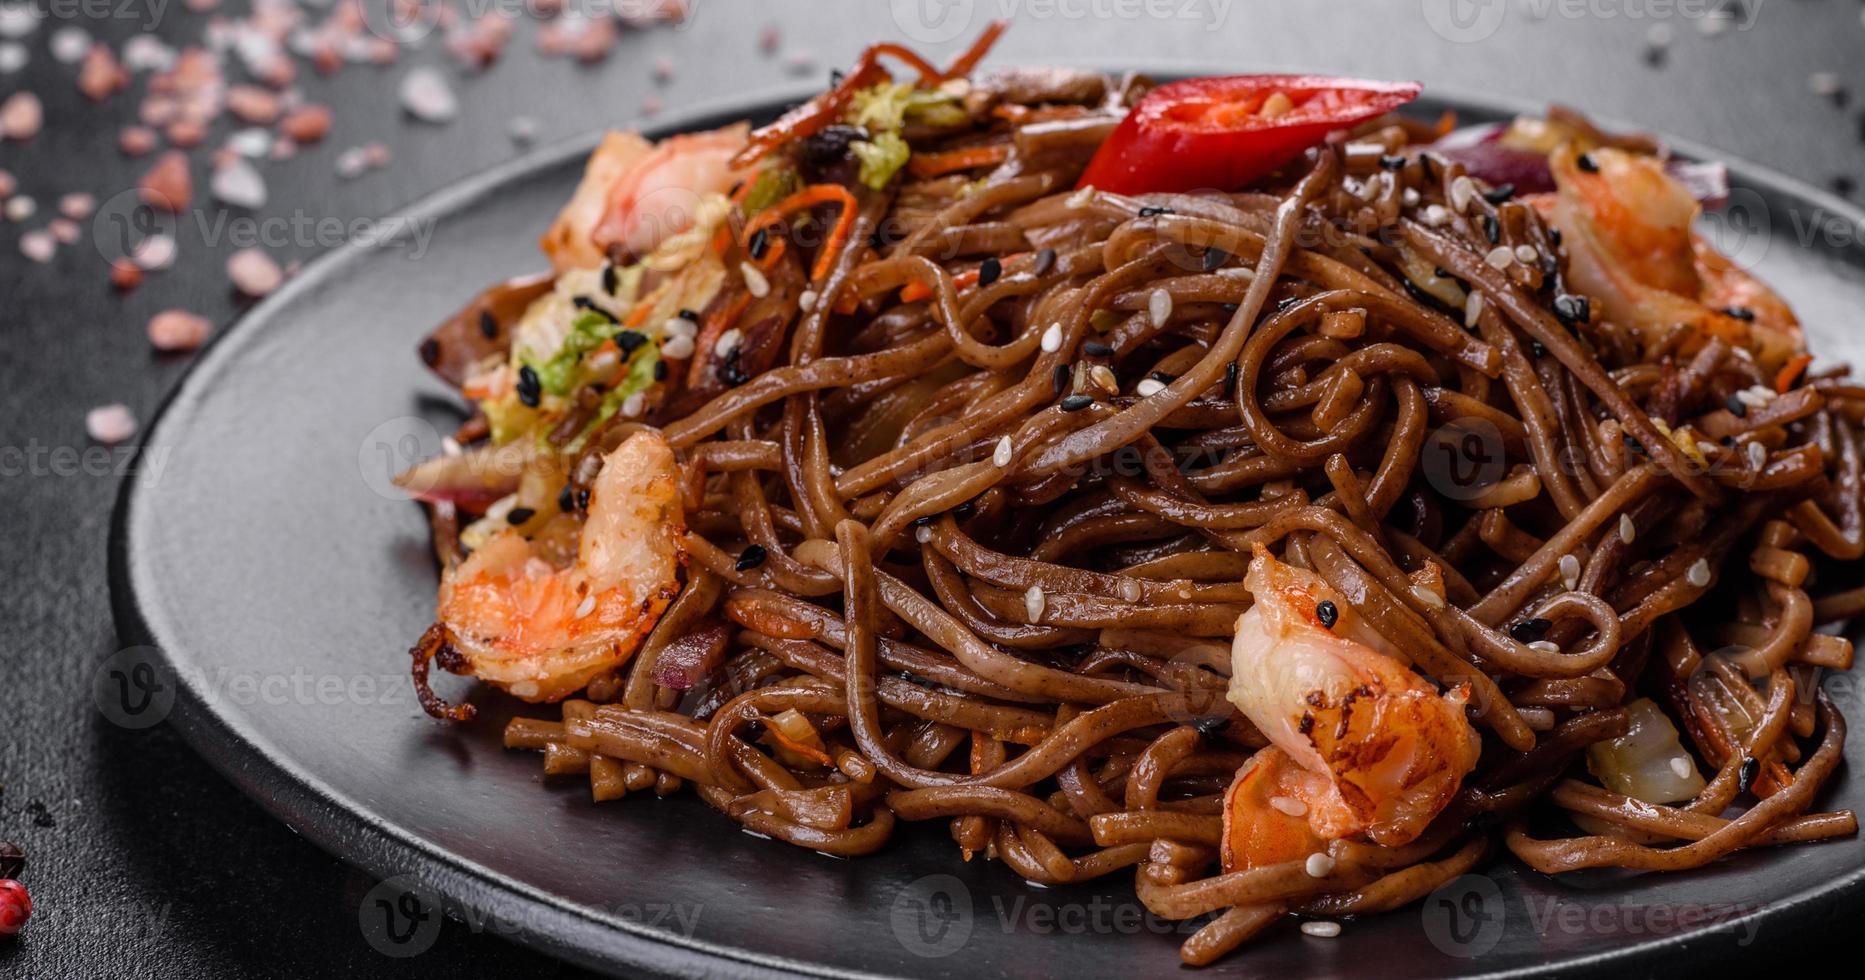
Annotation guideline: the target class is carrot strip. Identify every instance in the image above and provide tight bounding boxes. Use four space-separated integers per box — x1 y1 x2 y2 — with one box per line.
742 184 858 283
906 143 1011 179
1776 353 1813 393
686 291 754 388
940 20 1008 81
898 265 980 304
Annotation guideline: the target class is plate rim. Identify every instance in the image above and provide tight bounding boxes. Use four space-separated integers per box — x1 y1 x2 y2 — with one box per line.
108 75 1865 980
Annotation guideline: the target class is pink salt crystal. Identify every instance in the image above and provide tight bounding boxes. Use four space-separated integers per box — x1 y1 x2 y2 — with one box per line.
19 228 54 262
362 142 390 168
148 309 212 351
166 118 207 148
48 217 79 244
78 44 129 101
280 104 331 143
226 84 280 124
86 404 138 444
1 91 43 140
139 151 192 210
571 17 617 64
269 137 296 161
183 0 218 11
58 192 94 219
111 259 143 291
119 125 158 156
758 24 780 55
641 95 663 117
0 169 13 199
227 247 283 296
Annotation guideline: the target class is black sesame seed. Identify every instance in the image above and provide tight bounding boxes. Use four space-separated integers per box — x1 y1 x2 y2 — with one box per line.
977 256 1002 287
1138 206 1174 217
478 310 499 338
616 329 648 354
911 514 937 527
1623 434 1644 456
506 507 535 525
653 359 668 381
1719 435 1736 448
576 488 591 510
1725 393 1748 418
952 500 977 521
601 263 620 295
829 69 845 87
748 227 770 260
1553 293 1590 327
1378 154 1406 171
678 308 701 322
1190 715 1228 738
1032 248 1057 276
1418 154 1436 181
419 337 441 366
1059 394 1093 412
1224 361 1239 391
1219 303 1239 314
1722 305 1755 322
1738 756 1760 794
1481 215 1500 244
1083 341 1113 357
1548 228 1562 248
558 484 575 512
718 348 748 386
516 365 541 407
1508 618 1553 643
735 544 768 572
1576 153 1599 174
1315 600 1339 629
1481 183 1515 204
1150 370 1177 383
1528 339 1547 359
1202 248 1228 272
1052 363 1071 397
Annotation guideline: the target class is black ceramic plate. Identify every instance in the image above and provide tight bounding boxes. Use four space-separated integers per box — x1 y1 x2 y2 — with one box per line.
111 82 1865 978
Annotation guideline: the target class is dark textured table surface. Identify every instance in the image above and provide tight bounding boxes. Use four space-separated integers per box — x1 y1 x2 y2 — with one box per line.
2 1 1862 976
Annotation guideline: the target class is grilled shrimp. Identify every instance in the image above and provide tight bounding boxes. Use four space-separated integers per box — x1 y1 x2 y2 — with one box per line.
540 124 750 272
1220 548 1478 866
412 431 686 717
1541 145 1802 372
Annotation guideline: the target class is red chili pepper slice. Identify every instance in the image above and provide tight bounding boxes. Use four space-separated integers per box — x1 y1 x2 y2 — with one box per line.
1077 74 1423 194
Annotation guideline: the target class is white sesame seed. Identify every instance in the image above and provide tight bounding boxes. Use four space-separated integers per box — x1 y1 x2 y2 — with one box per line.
1514 244 1539 263
1410 585 1445 610
1401 187 1421 207
1090 365 1118 393
740 261 770 298
914 524 932 544
1421 204 1450 227
1618 513 1636 545
1449 175 1476 213
1300 921 1342 938
1119 578 1142 603
660 333 696 360
663 316 697 339
1065 185 1096 208
1747 441 1767 469
1529 640 1561 653
574 594 597 619
1745 384 1777 404
1519 707 1556 731
1669 756 1693 779
713 328 742 358
1148 288 1173 328
1305 853 1336 878
1135 378 1166 398
1686 558 1712 588
1039 322 1062 352
1024 585 1045 622
1696 440 1720 458
1559 553 1581 590
1485 245 1515 270
1216 266 1255 280
992 436 1014 467
1463 291 1485 329
1734 389 1767 409
798 289 817 313
621 392 645 418
1268 795 1306 817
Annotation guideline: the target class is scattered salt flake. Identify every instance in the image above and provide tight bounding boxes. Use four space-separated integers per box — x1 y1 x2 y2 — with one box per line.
279 104 331 143
86 404 137 444
166 119 207 148
110 259 143 290
0 3 41 40
1 91 43 140
148 309 211 351
651 55 673 83
211 157 267 209
0 40 26 74
757 24 780 55
335 146 370 179
139 151 192 211
48 217 78 244
49 25 90 64
226 84 281 124
18 228 53 262
362 142 391 168
507 115 539 144
77 43 129 101
122 34 176 73
227 127 272 157
133 233 176 270
640 95 663 117
4 194 33 221
227 247 283 296
57 192 94 219
119 125 157 156
399 65 459 122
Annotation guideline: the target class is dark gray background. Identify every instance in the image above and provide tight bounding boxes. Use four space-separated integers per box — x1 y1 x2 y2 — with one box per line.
2 0 1862 976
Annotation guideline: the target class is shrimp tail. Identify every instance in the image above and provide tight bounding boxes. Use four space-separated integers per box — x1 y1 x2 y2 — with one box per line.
411 622 479 722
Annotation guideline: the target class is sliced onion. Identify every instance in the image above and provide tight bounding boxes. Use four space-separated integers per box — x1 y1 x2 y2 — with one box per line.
1585 698 1707 804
